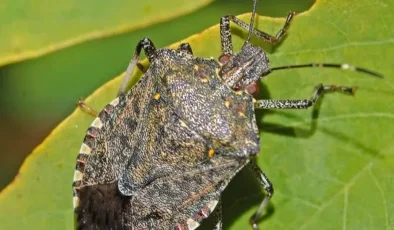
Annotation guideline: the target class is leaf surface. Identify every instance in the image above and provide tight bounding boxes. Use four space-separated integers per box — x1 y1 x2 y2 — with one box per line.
0 0 212 66
0 0 393 229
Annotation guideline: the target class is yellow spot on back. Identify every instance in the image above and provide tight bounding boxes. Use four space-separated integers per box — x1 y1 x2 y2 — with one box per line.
215 68 220 75
238 111 245 117
208 149 215 158
154 93 161 100
194 65 199 71
225 100 230 108
235 90 244 95
201 78 209 83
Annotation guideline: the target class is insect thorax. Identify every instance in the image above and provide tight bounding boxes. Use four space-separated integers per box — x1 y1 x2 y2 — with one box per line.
151 48 260 157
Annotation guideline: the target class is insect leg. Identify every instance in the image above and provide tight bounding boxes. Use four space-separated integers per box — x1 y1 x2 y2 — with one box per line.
77 99 98 117
211 198 223 230
254 84 356 109
136 63 147 73
118 38 157 96
220 12 296 56
177 43 194 55
249 160 273 230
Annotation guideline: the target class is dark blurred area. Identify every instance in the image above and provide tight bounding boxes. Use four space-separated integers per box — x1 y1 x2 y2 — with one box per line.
0 0 314 190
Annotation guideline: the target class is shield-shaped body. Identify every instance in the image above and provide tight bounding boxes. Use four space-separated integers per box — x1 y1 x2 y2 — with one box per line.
72 48 260 229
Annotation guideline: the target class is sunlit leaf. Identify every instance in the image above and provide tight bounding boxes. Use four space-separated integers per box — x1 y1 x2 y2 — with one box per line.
0 0 392 229
0 0 212 66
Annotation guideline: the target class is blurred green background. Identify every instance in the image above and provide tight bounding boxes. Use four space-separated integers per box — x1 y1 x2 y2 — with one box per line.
0 0 314 190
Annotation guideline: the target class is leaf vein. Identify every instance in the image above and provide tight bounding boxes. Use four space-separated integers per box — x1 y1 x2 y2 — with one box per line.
297 162 374 230
368 167 390 230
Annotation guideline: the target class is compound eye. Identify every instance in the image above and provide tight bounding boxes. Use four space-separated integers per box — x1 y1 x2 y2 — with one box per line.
244 81 260 97
218 54 231 65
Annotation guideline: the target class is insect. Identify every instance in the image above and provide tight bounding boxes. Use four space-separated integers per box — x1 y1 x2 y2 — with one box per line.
72 0 382 229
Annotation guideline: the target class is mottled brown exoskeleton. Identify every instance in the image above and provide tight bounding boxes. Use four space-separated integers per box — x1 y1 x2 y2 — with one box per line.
72 0 382 229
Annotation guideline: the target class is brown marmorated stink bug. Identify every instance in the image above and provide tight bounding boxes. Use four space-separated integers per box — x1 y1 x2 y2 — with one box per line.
72 0 383 229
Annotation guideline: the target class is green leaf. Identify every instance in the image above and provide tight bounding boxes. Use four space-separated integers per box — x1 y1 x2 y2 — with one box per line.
0 0 393 229
0 0 212 67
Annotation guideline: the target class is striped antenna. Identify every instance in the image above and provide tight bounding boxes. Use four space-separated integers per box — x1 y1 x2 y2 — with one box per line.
269 63 383 78
244 0 258 45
